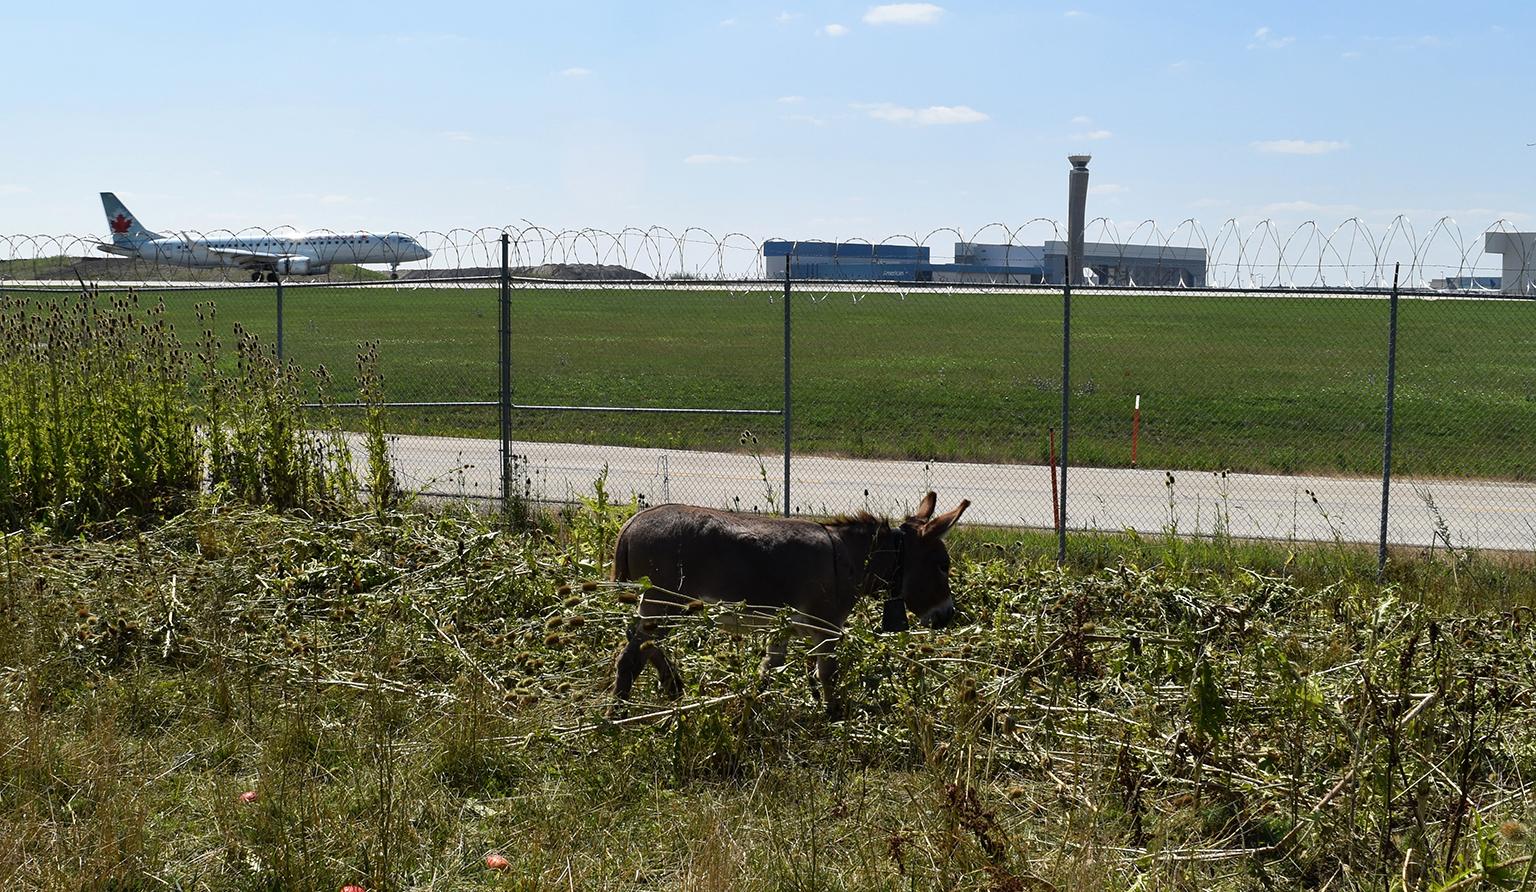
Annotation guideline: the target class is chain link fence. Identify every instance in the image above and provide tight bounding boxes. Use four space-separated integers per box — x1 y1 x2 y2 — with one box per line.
4 221 1534 555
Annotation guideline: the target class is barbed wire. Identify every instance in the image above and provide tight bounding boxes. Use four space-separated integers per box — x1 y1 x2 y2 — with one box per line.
1 217 1533 292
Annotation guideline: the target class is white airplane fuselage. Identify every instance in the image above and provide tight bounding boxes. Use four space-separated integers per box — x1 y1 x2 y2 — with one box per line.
96 192 431 278
103 232 431 276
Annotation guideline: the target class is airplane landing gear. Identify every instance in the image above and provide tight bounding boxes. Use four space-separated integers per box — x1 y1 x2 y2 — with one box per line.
265 272 279 284
389 264 399 280
250 270 262 282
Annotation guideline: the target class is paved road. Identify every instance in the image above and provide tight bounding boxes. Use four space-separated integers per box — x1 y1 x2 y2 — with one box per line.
359 432 1536 551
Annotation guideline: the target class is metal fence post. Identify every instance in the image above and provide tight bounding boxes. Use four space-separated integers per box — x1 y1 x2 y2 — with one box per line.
1060 155 1090 563
1378 262 1401 578
500 233 512 515
783 261 792 517
1059 255 1071 564
275 276 284 362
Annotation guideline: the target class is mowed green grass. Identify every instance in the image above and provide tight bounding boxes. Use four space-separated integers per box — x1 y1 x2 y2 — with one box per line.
90 284 1536 479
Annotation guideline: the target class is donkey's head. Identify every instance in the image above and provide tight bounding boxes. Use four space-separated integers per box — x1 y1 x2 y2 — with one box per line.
883 491 971 632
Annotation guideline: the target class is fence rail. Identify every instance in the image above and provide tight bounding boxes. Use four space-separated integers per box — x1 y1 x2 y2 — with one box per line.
4 224 1534 561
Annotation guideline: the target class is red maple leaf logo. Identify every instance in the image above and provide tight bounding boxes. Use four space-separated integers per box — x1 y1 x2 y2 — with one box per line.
110 213 133 234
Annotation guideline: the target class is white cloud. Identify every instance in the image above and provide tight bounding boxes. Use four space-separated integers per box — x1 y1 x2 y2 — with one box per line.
1167 59 1190 71
776 11 801 24
1089 183 1127 195
783 114 827 126
863 3 944 25
1363 33 1443 51
1262 200 1355 214
1063 9 1084 17
1252 139 1349 155
1427 207 1534 221
443 131 473 142
0 184 29 196
807 214 877 229
384 32 471 47
1248 25 1295 49
820 23 850 36
684 154 750 165
1341 50 1362 59
559 67 592 77
719 17 737 27
777 95 806 104
320 194 352 205
860 103 988 125
1066 116 1109 139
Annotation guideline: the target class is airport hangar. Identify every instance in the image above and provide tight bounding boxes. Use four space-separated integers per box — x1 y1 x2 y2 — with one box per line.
763 240 1208 287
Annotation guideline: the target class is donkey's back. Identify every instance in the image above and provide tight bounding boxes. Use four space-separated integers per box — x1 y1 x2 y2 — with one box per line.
614 504 840 612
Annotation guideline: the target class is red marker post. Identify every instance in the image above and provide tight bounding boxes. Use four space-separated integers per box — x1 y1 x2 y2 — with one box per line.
1048 427 1061 533
1131 394 1141 468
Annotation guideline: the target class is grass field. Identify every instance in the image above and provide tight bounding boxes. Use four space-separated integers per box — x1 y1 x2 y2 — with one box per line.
14 283 1536 479
2 502 1533 890
8 281 1533 889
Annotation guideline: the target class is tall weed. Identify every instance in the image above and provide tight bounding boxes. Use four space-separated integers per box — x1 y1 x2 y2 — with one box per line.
0 289 369 532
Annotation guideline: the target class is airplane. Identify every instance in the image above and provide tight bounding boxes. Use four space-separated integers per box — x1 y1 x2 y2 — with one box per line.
95 192 431 281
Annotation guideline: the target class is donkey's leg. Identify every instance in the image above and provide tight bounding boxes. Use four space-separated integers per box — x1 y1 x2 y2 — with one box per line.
612 621 653 702
617 591 689 700
815 653 842 719
760 632 789 674
648 641 684 700
810 634 843 719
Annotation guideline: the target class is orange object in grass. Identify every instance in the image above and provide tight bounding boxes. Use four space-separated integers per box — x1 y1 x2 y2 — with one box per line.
238 791 258 803
485 853 510 870
341 885 367 892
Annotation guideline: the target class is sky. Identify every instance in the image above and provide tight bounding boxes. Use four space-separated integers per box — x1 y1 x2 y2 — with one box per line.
3 0 1533 267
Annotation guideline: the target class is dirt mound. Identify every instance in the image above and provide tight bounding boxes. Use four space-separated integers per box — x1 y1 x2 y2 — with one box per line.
400 263 650 282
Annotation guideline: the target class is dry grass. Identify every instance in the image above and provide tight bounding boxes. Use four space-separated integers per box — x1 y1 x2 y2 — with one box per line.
1 499 1532 891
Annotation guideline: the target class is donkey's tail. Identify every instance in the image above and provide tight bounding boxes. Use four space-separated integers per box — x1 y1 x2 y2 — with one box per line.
611 519 632 584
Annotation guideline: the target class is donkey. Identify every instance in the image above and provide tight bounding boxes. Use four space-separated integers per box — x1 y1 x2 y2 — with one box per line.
610 491 970 716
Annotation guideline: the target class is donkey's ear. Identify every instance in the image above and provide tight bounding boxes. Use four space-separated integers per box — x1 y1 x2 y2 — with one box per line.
920 499 970 539
912 491 938 521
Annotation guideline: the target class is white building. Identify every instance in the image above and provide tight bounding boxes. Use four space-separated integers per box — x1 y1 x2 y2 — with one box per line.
1484 232 1536 295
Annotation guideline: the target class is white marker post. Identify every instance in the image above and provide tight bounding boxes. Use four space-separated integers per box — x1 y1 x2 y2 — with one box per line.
1131 394 1141 468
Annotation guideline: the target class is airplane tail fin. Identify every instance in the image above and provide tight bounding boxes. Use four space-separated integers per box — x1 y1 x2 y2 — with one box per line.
101 192 161 243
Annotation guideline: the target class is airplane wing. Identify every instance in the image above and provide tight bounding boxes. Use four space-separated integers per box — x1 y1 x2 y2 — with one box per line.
206 247 320 269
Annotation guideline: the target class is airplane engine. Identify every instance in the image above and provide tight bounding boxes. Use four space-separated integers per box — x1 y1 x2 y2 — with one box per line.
274 257 327 276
